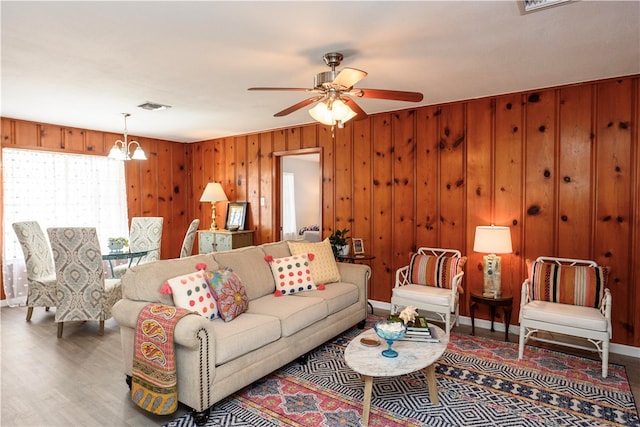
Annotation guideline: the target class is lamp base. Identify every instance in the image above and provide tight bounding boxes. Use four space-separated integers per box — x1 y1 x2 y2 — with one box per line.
482 254 502 297
209 202 218 231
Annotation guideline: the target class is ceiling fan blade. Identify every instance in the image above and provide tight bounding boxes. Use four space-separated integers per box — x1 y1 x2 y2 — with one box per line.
332 67 368 89
354 88 423 102
274 96 324 117
343 98 368 121
248 87 310 92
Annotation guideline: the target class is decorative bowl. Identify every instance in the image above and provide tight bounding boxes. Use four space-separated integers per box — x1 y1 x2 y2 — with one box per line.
374 320 407 358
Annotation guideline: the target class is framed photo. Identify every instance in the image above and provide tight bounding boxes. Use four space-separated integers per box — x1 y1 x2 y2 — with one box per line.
225 202 248 231
352 238 365 255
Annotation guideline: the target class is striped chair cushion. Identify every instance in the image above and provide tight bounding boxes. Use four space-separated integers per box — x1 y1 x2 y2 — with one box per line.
527 259 609 308
408 254 466 292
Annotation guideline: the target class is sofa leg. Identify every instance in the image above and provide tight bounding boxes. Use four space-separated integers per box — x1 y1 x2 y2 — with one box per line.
125 375 132 390
297 354 309 365
192 407 210 426
357 319 366 329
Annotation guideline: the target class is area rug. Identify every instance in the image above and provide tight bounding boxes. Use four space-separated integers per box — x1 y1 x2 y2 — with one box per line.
166 316 639 427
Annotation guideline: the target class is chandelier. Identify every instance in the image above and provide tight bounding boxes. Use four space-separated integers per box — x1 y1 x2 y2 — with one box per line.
108 113 147 160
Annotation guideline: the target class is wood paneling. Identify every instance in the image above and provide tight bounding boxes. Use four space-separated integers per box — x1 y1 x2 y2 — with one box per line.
0 118 192 264
2 75 638 348
195 76 639 347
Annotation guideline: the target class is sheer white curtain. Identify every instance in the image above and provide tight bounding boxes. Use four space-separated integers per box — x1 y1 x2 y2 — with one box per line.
281 172 297 241
2 148 129 306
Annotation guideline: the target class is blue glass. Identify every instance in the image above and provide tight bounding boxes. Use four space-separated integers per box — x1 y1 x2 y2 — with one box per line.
374 321 407 358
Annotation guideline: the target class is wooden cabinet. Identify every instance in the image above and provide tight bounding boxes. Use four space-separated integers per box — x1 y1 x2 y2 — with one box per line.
197 230 254 253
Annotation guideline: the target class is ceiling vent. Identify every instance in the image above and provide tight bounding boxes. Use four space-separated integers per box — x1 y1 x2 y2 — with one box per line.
137 101 171 111
523 0 570 12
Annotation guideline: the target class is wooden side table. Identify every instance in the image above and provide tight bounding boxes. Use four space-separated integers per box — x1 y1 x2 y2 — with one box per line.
469 292 513 342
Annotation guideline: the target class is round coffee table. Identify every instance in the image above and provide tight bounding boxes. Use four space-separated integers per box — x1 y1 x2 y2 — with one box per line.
344 325 448 425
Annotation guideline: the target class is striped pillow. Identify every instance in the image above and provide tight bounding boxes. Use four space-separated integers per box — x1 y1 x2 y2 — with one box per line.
408 254 466 292
527 259 609 308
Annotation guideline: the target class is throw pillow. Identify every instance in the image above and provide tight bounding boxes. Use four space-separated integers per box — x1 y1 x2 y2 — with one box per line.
206 267 249 321
287 238 341 284
160 270 218 319
526 259 608 308
408 253 467 292
265 254 316 296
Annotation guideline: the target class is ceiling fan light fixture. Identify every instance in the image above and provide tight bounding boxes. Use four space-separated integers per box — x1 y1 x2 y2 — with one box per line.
309 99 357 126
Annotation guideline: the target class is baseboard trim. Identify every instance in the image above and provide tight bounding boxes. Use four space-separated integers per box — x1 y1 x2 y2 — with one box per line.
369 299 639 359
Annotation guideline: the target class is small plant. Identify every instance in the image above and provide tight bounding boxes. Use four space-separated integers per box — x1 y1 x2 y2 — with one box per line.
108 237 129 250
328 228 350 256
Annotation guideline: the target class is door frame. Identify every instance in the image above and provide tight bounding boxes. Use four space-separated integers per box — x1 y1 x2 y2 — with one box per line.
273 147 323 241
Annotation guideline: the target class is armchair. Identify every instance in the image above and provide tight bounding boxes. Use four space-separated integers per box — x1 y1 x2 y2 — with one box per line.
518 256 611 377
391 247 466 333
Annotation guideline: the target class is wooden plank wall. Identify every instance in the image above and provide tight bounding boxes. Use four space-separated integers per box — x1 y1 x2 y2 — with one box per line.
192 76 639 347
0 117 195 301
1 75 638 348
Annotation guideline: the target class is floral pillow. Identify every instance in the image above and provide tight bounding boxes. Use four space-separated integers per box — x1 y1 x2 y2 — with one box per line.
206 267 248 322
265 254 317 296
160 266 218 319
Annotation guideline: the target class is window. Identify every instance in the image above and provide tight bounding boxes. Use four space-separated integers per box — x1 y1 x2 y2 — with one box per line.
2 148 129 305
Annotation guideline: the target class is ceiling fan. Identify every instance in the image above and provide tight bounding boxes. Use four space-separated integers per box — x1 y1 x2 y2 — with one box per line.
248 52 424 127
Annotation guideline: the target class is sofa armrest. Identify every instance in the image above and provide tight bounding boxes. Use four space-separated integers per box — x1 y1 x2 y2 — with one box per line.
112 299 217 349
336 262 370 307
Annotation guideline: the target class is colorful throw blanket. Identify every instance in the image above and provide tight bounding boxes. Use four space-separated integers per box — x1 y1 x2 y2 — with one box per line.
131 303 192 415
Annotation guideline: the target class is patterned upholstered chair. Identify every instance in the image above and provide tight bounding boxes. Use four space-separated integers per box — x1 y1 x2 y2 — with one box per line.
111 216 163 278
391 247 467 333
12 221 58 321
519 256 611 377
179 219 200 258
129 216 163 263
47 227 122 338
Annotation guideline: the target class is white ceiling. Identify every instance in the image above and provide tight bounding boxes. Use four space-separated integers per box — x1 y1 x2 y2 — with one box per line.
2 1 638 143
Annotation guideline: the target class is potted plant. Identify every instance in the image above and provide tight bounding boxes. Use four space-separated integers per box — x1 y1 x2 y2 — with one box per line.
329 228 350 257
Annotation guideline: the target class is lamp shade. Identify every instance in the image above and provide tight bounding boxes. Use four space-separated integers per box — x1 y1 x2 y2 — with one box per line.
309 99 357 126
199 182 228 203
473 225 512 254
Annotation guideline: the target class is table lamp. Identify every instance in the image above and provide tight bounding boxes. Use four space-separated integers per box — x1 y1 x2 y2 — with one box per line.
200 183 228 231
473 225 513 298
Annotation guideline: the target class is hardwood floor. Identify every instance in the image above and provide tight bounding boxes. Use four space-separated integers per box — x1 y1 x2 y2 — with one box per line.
1 306 638 426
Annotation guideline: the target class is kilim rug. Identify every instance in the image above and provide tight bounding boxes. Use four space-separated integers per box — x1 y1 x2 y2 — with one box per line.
166 316 639 427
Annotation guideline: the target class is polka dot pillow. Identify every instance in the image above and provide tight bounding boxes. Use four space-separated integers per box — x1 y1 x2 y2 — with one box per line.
265 254 316 296
160 269 218 319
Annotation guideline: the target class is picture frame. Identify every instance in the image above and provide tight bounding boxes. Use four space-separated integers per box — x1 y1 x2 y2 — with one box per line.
225 202 248 231
352 238 365 255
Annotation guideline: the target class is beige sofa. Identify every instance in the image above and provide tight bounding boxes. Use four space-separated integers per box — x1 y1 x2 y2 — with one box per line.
112 240 370 423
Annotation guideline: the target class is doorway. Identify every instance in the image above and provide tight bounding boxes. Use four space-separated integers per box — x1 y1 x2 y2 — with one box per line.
274 148 322 242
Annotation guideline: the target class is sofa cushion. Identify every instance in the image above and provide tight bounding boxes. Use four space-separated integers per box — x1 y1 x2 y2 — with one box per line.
408 253 466 292
521 300 608 332
207 268 248 322
266 254 316 296
260 241 292 259
210 313 281 365
212 246 275 300
121 253 218 304
162 270 218 319
247 293 327 337
290 281 359 315
287 238 340 284
527 259 609 308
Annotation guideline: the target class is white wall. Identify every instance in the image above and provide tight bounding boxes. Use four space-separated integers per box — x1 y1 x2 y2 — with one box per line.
282 155 320 235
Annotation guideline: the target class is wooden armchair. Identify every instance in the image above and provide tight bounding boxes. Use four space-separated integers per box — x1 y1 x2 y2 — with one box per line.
518 256 611 377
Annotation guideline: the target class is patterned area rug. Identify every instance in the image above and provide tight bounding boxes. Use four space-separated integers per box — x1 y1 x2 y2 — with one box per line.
166 317 638 427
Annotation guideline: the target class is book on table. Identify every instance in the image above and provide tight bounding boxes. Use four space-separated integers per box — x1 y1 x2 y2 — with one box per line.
388 315 432 337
